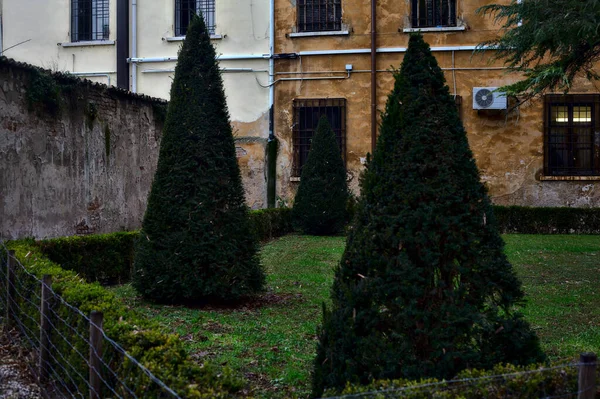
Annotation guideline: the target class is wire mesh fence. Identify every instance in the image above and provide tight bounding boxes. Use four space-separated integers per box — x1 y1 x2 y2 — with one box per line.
0 243 181 398
324 356 600 398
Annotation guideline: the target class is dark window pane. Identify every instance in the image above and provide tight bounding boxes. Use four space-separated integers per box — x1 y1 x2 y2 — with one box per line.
545 95 599 176
175 0 216 36
71 0 109 42
411 0 456 28
297 0 342 32
293 99 346 176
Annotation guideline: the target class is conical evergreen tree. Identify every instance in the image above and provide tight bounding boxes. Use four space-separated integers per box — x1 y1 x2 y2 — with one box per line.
133 14 265 303
293 116 349 235
312 34 544 397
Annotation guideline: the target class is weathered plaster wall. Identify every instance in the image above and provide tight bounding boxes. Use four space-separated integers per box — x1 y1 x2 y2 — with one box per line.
273 0 600 207
0 61 162 239
0 60 266 240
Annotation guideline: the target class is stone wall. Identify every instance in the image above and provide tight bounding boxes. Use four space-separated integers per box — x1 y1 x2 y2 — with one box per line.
0 58 266 239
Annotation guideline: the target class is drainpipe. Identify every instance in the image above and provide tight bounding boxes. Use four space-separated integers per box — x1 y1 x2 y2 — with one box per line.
131 0 137 92
370 0 377 154
266 0 277 208
116 0 129 89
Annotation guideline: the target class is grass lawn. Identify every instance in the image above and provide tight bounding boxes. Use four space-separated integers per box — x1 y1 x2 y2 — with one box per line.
111 234 600 398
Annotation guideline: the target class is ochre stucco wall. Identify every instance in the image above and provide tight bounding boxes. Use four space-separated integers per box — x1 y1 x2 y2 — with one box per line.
273 0 600 207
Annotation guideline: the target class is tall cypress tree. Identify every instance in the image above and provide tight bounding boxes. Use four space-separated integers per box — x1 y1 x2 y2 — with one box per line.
293 116 349 235
312 34 544 397
133 14 265 303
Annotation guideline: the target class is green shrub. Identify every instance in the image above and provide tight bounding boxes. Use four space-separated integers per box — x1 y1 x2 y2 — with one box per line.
293 116 349 235
1 240 242 398
37 231 137 285
134 14 264 303
32 209 290 290
324 362 580 398
249 208 294 241
312 34 544 397
494 206 600 234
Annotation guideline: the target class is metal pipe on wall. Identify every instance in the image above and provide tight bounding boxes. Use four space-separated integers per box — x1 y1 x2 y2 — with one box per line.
370 0 377 154
131 0 138 92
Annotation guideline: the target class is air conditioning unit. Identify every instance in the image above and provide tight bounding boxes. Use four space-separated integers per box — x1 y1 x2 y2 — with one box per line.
472 87 507 110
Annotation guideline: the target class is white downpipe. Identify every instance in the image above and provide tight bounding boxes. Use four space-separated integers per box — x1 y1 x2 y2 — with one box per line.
128 54 269 63
127 45 490 64
268 0 275 128
297 45 484 57
131 0 137 92
69 72 114 85
141 67 268 73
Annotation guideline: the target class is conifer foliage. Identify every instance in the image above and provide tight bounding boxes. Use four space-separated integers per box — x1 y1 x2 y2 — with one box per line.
293 116 349 235
312 34 544 397
133 14 265 303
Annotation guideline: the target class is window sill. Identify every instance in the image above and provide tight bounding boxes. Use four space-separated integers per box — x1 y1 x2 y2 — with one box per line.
60 40 115 47
164 35 223 42
402 26 466 33
289 30 350 38
539 175 600 181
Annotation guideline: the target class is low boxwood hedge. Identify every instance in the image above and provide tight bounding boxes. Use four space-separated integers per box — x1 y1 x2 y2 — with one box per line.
248 207 293 242
324 362 582 398
2 240 242 398
493 206 600 234
35 208 294 285
37 231 137 285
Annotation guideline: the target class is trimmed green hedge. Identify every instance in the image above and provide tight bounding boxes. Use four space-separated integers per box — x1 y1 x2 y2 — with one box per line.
35 208 293 286
37 231 137 285
493 206 600 234
2 240 242 398
248 207 293 242
324 362 581 398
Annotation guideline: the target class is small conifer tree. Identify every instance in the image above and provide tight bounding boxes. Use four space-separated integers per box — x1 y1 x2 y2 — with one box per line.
293 116 349 235
312 34 544 397
133 14 265 303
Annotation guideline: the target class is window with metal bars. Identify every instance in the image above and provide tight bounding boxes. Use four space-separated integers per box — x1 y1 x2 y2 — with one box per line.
411 0 457 28
175 0 216 36
297 0 342 32
544 94 600 176
71 0 110 42
292 99 346 177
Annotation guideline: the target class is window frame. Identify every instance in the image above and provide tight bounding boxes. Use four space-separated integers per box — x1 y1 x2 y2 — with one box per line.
71 0 110 42
175 0 216 37
292 98 347 177
544 94 600 177
296 0 343 33
410 0 457 29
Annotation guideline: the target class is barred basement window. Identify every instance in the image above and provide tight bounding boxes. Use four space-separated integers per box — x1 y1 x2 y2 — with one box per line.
175 0 216 36
544 94 600 176
297 0 342 32
71 0 110 42
293 99 346 177
411 0 457 28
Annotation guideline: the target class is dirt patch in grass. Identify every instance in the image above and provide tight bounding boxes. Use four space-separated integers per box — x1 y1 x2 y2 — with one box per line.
187 291 304 312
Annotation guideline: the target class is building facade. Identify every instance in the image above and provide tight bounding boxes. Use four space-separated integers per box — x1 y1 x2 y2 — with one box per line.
0 0 272 208
273 0 600 207
1 0 599 209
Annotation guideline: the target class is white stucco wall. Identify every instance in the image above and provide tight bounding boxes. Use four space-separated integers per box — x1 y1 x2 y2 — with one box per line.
2 0 117 86
1 0 271 126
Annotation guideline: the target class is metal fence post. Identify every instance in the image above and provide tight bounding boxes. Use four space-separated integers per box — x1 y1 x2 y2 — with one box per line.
89 310 104 399
39 274 52 383
578 352 597 399
5 250 16 331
